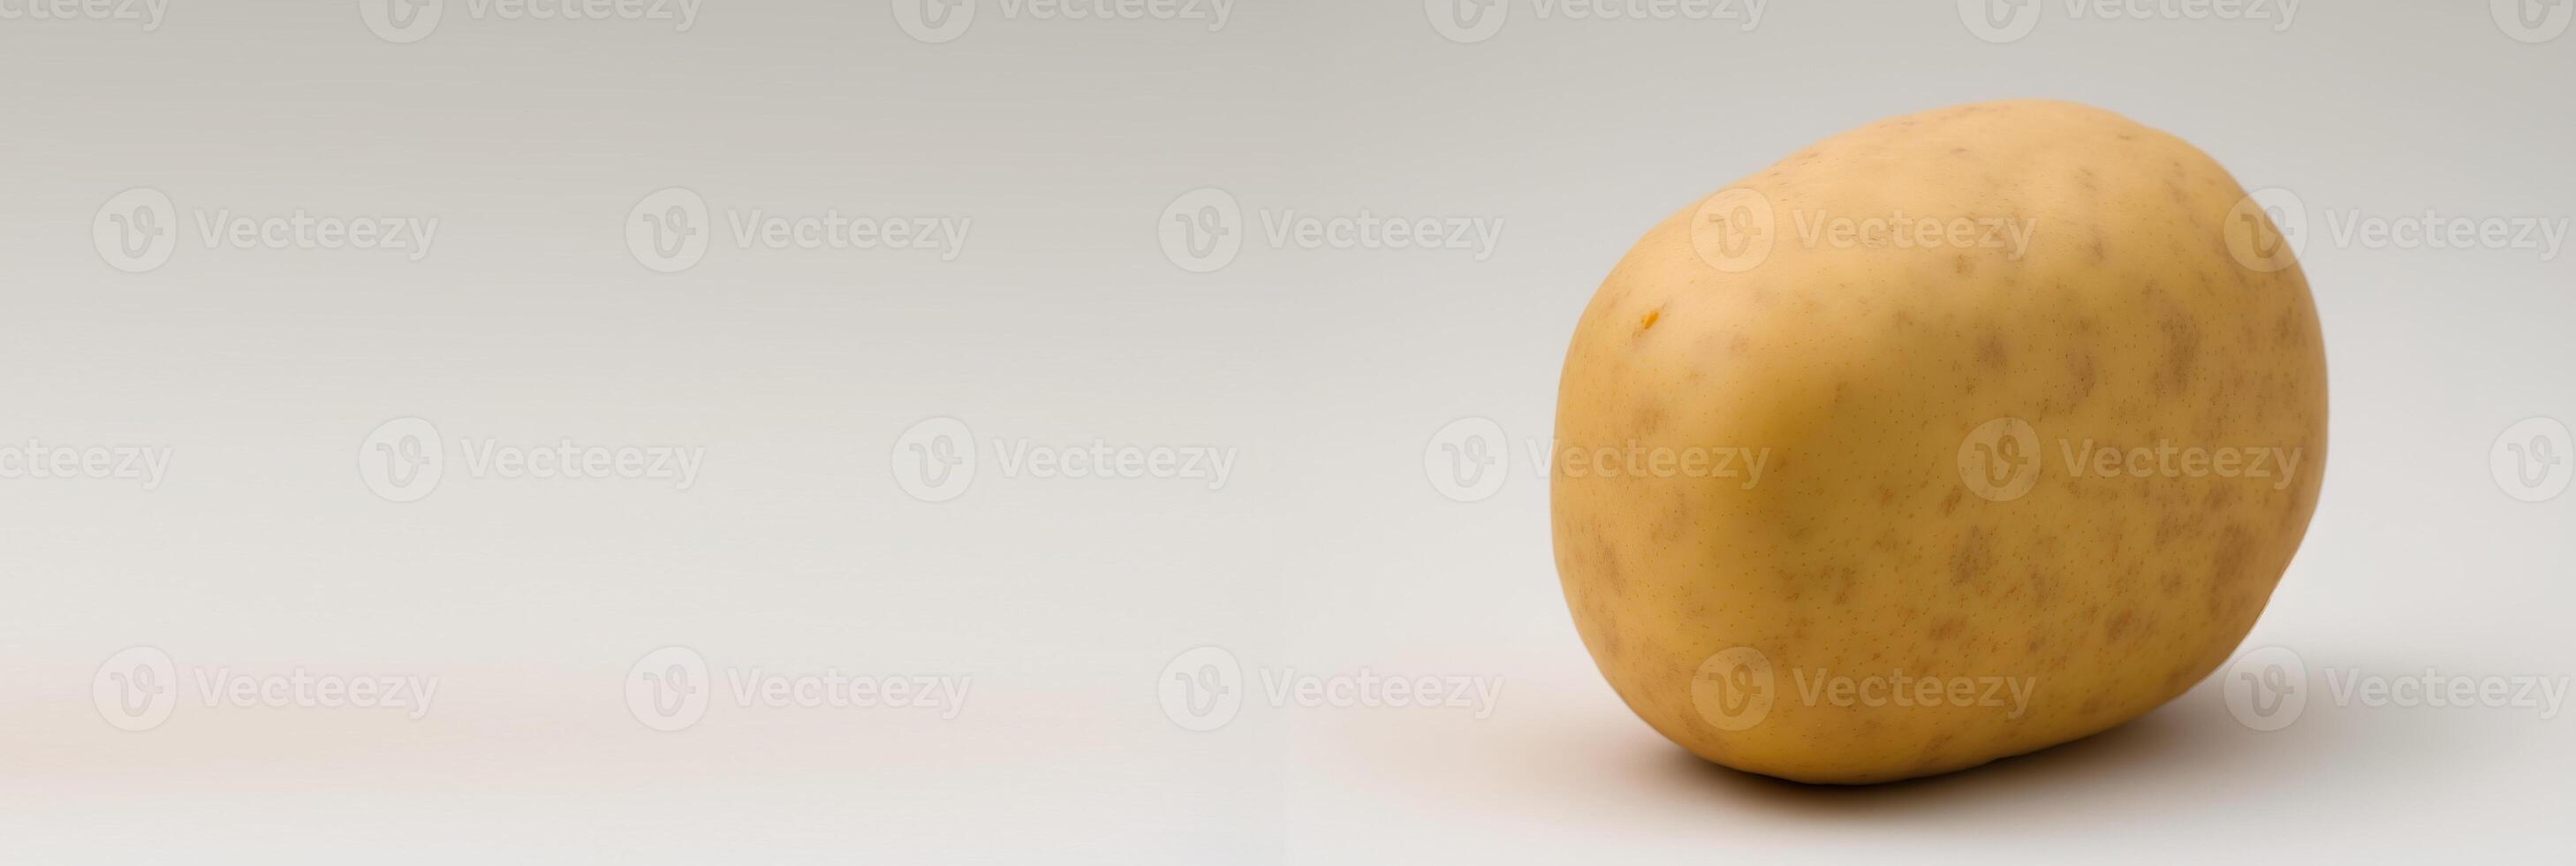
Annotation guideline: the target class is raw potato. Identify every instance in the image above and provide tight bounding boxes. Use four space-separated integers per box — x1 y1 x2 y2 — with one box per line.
1550 100 2326 784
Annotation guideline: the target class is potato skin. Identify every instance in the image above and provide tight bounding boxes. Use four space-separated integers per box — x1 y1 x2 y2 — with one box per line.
1550 100 2326 784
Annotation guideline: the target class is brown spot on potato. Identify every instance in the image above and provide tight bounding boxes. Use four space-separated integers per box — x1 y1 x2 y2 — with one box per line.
2106 610 2135 643
1928 618 1966 642
1976 332 2009 369
1952 528 1990 585
2157 309 2201 396
1595 542 1626 593
2154 513 2191 547
1632 403 1666 437
2211 524 2254 586
2065 351 2096 408
1640 308 1661 331
1940 487 1964 515
2275 308 2308 349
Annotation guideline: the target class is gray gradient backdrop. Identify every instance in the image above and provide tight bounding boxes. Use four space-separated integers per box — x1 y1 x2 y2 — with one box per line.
3 0 2571 862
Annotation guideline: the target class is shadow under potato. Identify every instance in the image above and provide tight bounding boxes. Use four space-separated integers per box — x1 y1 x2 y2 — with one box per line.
1662 702 2215 813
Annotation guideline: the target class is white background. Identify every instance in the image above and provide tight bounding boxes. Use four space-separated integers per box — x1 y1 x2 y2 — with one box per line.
2 1 2570 862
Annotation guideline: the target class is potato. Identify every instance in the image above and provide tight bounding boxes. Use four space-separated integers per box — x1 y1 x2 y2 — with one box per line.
1550 100 2326 784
